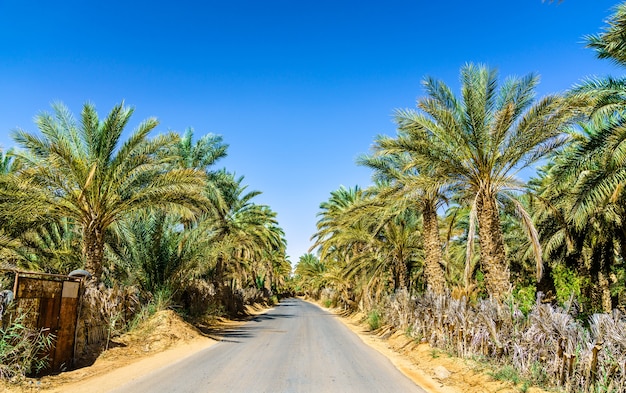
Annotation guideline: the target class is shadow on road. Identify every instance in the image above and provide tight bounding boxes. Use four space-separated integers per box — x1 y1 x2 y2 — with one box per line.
251 313 294 322
197 301 297 343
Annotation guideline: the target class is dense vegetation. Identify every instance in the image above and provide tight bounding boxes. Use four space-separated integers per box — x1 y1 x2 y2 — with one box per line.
296 3 626 392
0 102 292 322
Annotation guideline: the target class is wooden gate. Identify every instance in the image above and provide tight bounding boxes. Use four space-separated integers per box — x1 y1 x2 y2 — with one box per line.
12 271 82 374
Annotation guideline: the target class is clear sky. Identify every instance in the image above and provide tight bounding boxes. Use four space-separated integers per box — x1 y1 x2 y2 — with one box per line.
0 0 623 263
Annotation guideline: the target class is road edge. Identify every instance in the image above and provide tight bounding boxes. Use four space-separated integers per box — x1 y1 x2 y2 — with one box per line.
303 298 453 393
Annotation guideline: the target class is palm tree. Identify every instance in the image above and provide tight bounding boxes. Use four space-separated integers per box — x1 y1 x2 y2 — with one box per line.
0 149 15 174
9 101 207 279
535 119 626 312
339 196 422 294
294 253 327 296
359 144 448 294
106 209 210 293
380 64 581 300
175 127 228 172
202 170 286 310
312 184 423 299
310 185 365 260
586 2 626 67
173 127 229 229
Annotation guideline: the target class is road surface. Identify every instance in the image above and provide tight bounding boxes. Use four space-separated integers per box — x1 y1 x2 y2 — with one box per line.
112 298 425 393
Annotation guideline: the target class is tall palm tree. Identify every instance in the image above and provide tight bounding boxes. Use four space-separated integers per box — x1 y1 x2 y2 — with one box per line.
359 144 448 294
10 101 207 279
203 171 285 292
380 64 582 300
535 119 626 312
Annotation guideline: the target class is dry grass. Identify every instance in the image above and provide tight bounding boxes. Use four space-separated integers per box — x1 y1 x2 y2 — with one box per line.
376 290 626 392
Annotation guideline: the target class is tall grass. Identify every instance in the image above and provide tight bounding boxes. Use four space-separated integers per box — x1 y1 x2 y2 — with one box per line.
0 308 55 381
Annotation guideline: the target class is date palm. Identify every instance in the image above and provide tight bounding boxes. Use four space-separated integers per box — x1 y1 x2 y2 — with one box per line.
340 194 422 293
359 144 448 294
176 127 228 172
10 102 207 279
107 209 210 293
294 253 327 296
310 185 366 261
203 171 285 292
381 64 581 300
537 119 626 312
586 2 626 67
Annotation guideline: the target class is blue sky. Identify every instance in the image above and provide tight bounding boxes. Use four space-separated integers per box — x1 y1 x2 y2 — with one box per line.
0 0 623 263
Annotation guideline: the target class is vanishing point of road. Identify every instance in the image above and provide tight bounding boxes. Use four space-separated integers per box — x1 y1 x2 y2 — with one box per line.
112 298 426 393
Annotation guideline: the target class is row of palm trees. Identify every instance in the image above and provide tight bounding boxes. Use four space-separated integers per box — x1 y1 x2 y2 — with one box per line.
299 2 626 315
0 101 291 314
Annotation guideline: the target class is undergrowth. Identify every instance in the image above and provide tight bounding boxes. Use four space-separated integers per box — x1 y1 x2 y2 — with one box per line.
0 308 55 381
367 309 381 330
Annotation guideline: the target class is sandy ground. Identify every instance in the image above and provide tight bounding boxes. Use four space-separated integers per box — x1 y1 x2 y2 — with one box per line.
1 300 548 393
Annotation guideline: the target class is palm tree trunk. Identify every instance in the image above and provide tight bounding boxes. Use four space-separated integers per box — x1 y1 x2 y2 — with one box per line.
590 242 614 313
422 199 446 294
476 191 511 301
83 224 104 279
394 257 408 292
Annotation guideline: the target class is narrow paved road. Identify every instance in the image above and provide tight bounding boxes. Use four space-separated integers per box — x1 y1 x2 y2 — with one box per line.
112 298 425 393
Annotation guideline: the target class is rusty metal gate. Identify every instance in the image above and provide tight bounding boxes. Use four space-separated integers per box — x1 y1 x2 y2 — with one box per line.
10 271 83 373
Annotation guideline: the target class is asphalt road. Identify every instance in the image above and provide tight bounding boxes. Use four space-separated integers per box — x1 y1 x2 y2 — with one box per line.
112 298 425 393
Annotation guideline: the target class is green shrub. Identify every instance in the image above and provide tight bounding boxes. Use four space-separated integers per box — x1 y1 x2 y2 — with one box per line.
552 264 588 306
0 309 55 380
127 287 173 331
513 284 536 314
367 309 381 330
491 365 520 385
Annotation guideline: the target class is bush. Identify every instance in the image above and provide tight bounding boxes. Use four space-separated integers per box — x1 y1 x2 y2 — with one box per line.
513 284 536 315
0 309 55 381
552 264 588 307
367 309 381 330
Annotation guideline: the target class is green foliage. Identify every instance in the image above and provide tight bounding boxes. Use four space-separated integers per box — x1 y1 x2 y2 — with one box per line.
519 382 529 393
513 284 536 314
491 365 521 385
8 101 208 279
107 210 208 293
528 361 548 387
0 309 55 380
255 274 266 290
552 264 588 306
127 287 173 331
367 309 381 330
